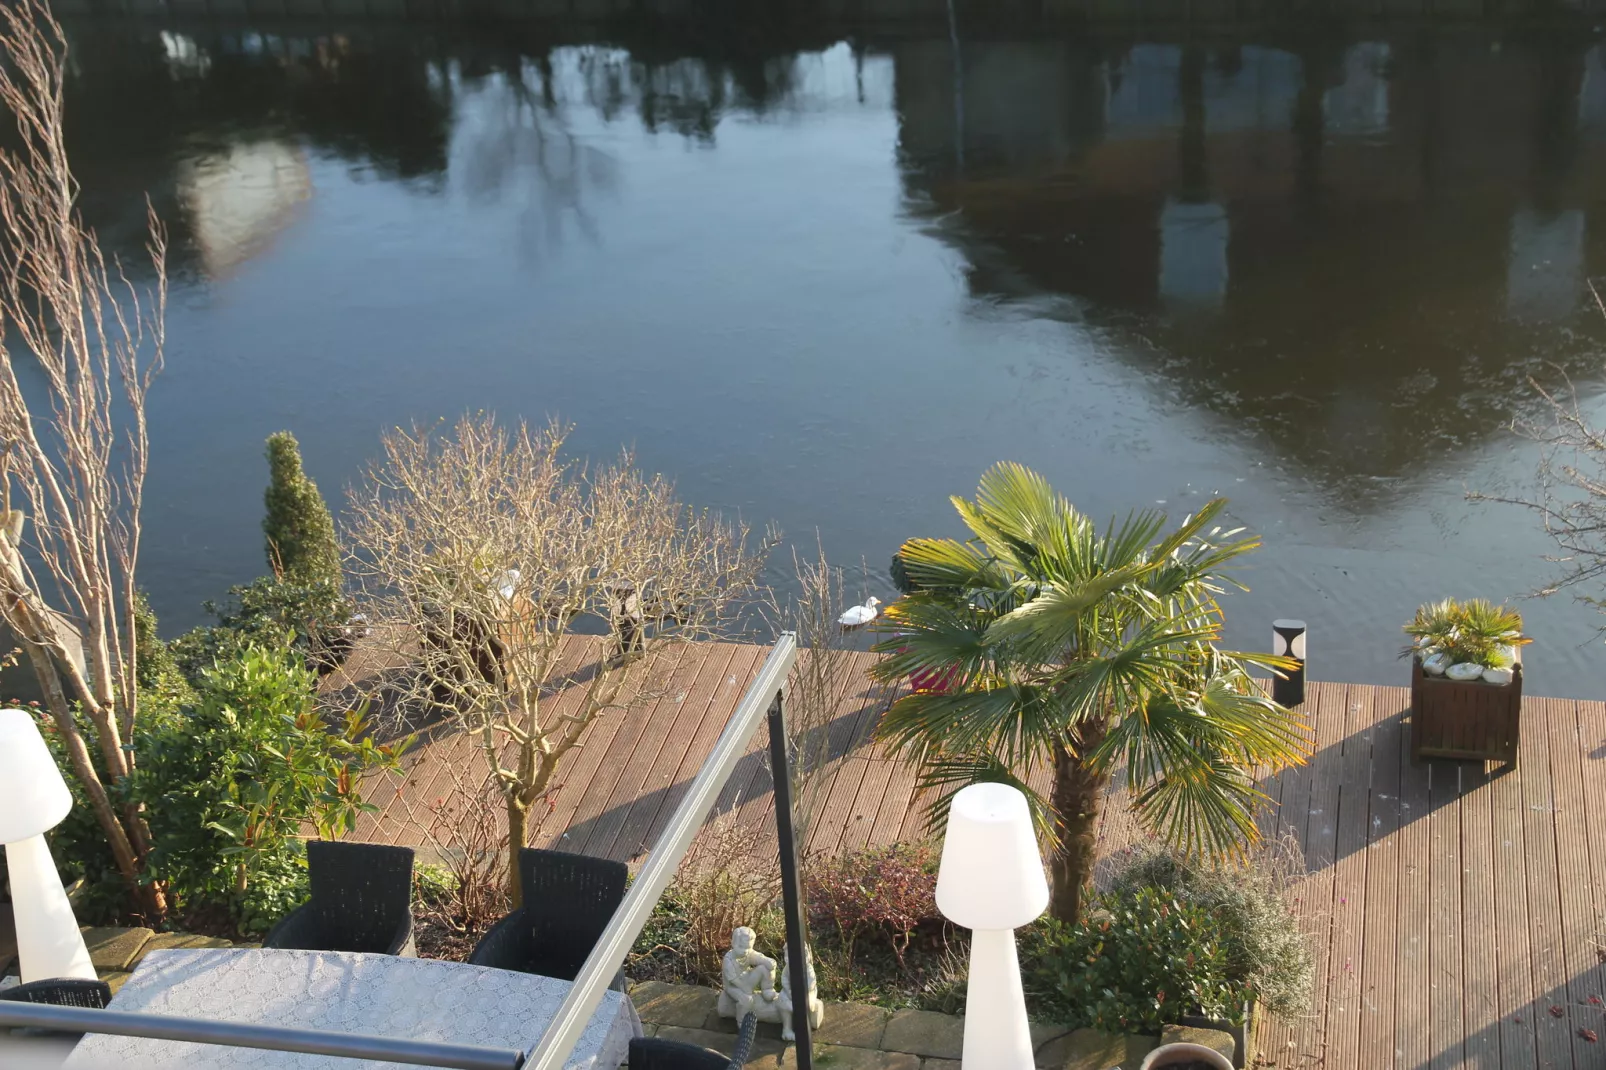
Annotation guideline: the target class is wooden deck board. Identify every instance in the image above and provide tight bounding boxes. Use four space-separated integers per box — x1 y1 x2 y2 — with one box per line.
1295 681 1349 1067
800 675 900 857
348 641 1606 1070
1518 699 1574 1070
1469 765 1503 1070
613 645 767 864
1491 752 1540 1070
838 756 899 854
569 641 742 860
1327 683 1375 1070
1259 691 1319 1068
1359 700 1402 1069
1396 699 1435 1070
1573 696 1606 1014
1426 759 1467 1070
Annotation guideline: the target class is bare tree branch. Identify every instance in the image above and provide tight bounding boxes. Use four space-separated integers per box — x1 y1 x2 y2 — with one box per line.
346 414 769 901
1470 280 1606 628
0 0 166 915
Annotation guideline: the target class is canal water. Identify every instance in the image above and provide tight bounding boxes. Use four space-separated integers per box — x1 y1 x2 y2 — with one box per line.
59 16 1606 697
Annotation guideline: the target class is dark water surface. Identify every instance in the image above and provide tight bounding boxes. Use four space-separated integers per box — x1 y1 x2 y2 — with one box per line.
62 15 1606 697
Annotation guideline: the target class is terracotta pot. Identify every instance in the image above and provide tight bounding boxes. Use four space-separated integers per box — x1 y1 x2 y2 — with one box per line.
1141 1042 1234 1070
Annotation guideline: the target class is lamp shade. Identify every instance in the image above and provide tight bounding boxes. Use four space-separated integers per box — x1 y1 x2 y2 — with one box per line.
0 708 72 844
935 782 1049 930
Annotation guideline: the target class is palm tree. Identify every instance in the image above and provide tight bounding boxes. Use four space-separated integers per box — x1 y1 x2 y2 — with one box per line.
871 464 1309 922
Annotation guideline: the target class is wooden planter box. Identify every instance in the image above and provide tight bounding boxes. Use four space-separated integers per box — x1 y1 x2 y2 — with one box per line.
1409 649 1522 767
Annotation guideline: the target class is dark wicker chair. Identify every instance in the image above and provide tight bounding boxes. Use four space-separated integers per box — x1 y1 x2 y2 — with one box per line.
628 1013 757 1070
0 977 112 1040
263 841 415 956
469 848 626 988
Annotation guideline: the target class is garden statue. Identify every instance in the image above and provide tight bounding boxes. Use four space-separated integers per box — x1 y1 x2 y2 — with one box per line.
717 927 779 1022
777 943 823 1042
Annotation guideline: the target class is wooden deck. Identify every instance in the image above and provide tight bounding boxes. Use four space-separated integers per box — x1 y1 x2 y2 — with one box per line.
351 639 1606 1070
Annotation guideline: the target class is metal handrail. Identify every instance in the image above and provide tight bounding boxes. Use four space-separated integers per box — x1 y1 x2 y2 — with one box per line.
0 633 804 1070
0 1002 523 1069
523 632 798 1070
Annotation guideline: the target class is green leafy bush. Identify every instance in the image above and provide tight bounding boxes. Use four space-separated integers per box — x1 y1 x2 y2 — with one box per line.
263 431 342 587
133 642 407 934
1023 887 1234 1034
1107 845 1314 1017
132 590 197 721
170 577 355 681
414 863 459 911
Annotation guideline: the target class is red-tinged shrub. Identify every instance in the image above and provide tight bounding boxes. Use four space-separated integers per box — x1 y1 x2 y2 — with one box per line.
805 843 940 963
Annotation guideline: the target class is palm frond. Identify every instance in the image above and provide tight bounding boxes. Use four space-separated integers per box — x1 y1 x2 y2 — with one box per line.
870 595 995 685
982 563 1151 661
877 683 1058 772
897 536 1016 597
1145 498 1229 565
1129 751 1265 858
908 750 1058 847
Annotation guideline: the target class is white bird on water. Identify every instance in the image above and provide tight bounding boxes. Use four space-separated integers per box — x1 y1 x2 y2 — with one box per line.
839 597 881 629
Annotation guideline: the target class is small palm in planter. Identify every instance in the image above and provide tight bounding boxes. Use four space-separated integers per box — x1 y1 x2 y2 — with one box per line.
1403 599 1529 766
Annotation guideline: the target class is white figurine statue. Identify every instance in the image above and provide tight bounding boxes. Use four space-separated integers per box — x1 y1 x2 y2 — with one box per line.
777 943 824 1042
716 927 779 1022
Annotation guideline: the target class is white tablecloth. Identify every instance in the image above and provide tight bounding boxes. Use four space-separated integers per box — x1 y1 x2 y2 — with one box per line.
65 948 641 1070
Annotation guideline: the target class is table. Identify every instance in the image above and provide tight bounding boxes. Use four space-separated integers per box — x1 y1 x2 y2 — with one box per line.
64 948 641 1070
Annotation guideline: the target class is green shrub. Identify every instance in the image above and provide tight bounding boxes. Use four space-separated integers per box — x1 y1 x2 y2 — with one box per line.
263 431 342 587
1402 597 1529 669
132 590 197 721
132 642 407 934
1107 845 1314 1017
414 863 459 911
1023 887 1234 1034
170 576 354 681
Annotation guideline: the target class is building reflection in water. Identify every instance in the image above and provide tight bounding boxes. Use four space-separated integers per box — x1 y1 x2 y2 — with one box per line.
1507 207 1586 322
892 28 1606 495
1324 42 1390 137
53 18 1606 500
179 140 311 278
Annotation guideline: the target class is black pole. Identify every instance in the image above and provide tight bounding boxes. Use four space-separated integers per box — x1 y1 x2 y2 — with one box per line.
767 689 813 1070
1272 619 1307 707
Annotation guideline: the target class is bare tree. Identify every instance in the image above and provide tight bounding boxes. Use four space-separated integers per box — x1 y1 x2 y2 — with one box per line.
346 414 768 902
779 540 860 852
1472 283 1606 623
0 0 168 914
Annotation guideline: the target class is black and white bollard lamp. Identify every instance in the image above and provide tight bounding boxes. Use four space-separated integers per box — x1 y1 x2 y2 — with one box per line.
1272 619 1307 707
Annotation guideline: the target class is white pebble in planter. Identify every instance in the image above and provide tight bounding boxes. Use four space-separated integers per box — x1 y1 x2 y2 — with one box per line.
1482 666 1514 685
1421 651 1451 676
1445 662 1485 681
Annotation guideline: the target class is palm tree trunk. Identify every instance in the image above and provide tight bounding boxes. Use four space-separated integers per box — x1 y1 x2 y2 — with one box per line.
1048 719 1110 923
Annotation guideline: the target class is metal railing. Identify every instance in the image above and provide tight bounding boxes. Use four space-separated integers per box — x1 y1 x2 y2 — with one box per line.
0 633 806 1070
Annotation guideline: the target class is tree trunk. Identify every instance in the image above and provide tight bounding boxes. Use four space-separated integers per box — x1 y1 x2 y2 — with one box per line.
1047 719 1111 923
25 639 169 918
506 796 529 909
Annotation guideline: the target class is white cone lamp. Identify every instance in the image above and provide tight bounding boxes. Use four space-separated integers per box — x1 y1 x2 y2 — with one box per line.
936 783 1049 1070
0 708 96 981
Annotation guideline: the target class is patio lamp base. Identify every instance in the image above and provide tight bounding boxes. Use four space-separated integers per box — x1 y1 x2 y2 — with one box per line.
6 833 96 982
961 928 1034 1070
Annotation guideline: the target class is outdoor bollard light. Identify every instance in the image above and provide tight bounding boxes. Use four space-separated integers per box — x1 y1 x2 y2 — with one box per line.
0 707 96 982
1272 619 1307 707
935 782 1049 1070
